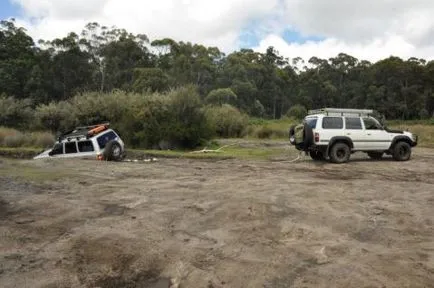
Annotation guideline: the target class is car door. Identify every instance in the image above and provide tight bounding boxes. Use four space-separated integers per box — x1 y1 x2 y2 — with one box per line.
63 141 79 158
362 117 392 150
77 140 97 158
343 117 365 150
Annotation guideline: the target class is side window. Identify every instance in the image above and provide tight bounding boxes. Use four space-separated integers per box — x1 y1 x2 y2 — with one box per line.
65 142 78 154
322 117 343 129
345 117 362 129
49 143 63 155
363 118 382 130
78 141 95 152
97 131 117 149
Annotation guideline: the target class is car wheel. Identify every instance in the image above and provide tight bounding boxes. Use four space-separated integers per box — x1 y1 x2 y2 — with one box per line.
103 140 123 161
367 152 383 160
309 151 325 161
329 142 351 164
392 141 411 161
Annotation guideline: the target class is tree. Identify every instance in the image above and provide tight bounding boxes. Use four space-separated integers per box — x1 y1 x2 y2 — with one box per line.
205 88 237 106
0 19 37 99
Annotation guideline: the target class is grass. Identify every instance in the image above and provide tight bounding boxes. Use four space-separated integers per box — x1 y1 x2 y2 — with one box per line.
0 127 54 148
128 144 292 161
0 157 70 182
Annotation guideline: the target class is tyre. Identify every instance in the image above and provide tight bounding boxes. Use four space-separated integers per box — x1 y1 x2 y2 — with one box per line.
367 152 383 160
329 142 351 164
392 141 411 161
103 140 123 161
303 123 314 149
309 150 325 161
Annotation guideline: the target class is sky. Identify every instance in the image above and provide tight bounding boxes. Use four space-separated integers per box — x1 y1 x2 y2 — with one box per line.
2 0 434 63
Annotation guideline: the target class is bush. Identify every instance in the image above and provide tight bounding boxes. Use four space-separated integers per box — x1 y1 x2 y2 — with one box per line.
286 104 307 120
255 126 273 139
0 95 34 129
0 127 54 148
205 104 249 138
205 88 237 106
34 101 76 132
166 85 213 148
30 132 55 148
3 132 26 147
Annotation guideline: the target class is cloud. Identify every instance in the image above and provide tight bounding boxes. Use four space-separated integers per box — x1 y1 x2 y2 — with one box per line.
10 0 434 62
11 0 279 52
253 0 434 62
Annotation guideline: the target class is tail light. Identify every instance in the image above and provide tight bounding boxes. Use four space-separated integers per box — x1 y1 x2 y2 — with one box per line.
314 132 320 142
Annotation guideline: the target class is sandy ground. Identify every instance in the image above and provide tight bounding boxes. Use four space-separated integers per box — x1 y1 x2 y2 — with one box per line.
0 148 434 288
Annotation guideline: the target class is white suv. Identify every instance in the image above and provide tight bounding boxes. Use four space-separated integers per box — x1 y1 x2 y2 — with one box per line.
289 108 418 163
34 123 126 161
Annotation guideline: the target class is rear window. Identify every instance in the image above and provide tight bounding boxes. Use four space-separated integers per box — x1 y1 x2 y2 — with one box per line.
304 118 318 129
345 117 362 129
97 131 117 149
78 141 95 152
65 142 78 154
322 117 343 129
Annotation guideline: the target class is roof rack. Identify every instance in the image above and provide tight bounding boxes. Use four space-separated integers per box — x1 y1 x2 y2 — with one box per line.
58 122 110 142
308 108 374 117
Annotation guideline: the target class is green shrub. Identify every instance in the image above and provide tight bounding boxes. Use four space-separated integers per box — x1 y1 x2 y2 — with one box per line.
34 101 76 132
205 88 237 106
255 126 273 139
3 131 25 147
0 127 54 148
286 104 307 120
0 96 34 129
29 132 55 148
205 104 249 138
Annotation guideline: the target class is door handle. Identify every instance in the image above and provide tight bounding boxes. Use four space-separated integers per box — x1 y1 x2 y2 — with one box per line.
346 133 351 135
367 133 371 136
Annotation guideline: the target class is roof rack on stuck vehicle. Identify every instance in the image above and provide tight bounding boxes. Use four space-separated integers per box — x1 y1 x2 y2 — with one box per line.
58 122 110 142
308 108 374 117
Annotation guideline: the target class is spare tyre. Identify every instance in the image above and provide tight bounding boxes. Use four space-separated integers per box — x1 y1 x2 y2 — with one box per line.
302 123 314 150
103 140 123 161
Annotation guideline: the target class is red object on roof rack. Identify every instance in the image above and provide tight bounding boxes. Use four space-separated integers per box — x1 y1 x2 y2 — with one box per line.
86 123 109 137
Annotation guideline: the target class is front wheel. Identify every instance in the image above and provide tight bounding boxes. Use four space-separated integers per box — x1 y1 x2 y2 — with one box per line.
392 142 411 161
329 142 351 164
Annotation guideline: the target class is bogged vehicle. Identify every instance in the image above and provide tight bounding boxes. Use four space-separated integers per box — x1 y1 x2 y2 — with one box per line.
34 123 126 161
289 108 418 164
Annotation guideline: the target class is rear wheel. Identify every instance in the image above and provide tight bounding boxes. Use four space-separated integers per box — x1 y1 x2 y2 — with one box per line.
103 140 123 161
367 152 383 160
329 142 351 164
309 151 325 161
392 141 411 161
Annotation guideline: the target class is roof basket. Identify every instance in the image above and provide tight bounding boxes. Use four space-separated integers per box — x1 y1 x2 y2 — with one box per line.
308 108 374 117
58 122 110 142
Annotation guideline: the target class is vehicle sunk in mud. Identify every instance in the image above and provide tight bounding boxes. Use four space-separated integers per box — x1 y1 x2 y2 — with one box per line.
34 123 126 161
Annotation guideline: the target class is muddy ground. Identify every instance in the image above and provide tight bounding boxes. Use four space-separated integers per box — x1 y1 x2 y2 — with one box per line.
0 148 434 288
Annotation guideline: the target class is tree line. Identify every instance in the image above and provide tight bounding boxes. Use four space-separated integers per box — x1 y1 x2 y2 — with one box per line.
1 19 434 120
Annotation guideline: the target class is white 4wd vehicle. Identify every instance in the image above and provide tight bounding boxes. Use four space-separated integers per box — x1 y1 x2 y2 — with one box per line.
34 123 126 161
289 108 418 164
